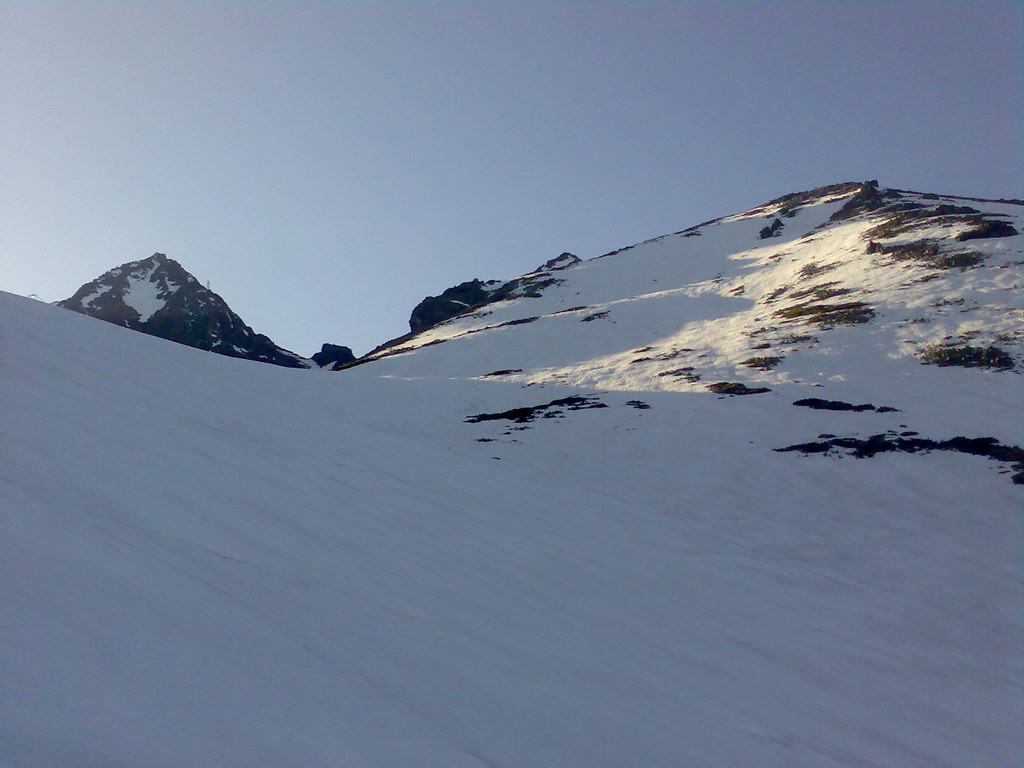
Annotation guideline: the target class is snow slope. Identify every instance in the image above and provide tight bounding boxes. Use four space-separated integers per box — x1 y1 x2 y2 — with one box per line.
362 185 1023 430
2 182 1022 766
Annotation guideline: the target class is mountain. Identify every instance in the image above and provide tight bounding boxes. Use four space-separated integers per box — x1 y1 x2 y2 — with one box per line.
353 181 1022 401
3 180 1021 767
57 252 314 368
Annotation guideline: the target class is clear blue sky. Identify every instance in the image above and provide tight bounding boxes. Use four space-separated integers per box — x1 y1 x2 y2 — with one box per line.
3 1 1021 355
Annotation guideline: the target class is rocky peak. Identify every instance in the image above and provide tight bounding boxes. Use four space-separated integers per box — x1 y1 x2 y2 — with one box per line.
58 254 315 369
61 252 197 323
532 252 581 273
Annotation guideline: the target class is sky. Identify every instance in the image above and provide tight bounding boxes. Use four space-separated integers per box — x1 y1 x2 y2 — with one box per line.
3 1 1021 356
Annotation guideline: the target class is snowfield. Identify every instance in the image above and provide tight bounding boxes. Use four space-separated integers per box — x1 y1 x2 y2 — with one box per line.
2 183 1022 766
119 264 166 322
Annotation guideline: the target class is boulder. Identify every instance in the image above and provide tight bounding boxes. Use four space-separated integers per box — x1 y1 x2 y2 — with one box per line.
311 343 356 368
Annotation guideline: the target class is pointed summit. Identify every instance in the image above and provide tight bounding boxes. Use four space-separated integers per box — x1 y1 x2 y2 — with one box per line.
58 254 313 368
532 252 581 273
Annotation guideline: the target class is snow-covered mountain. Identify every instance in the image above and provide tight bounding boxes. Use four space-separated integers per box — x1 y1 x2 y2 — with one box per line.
57 252 319 368
352 180 1024 479
359 181 1022 392
3 181 1021 767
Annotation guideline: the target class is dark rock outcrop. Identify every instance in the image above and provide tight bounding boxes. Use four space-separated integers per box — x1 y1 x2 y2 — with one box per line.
829 180 901 222
58 253 312 368
744 181 863 219
708 382 770 396
408 254 581 335
311 343 356 368
532 252 581 273
466 395 608 424
793 398 899 413
759 218 784 239
957 219 1019 241
918 344 1015 369
776 433 1024 485
408 279 504 334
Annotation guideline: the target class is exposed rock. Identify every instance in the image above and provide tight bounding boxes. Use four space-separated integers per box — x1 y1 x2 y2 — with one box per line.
532 252 581 273
744 181 863 219
933 204 981 216
869 240 984 270
798 262 839 279
708 382 771 396
408 279 504 334
775 301 875 326
658 367 701 382
408 258 578 335
740 356 782 370
918 344 1015 369
776 433 1024 485
957 220 1019 241
466 395 608 424
793 398 899 413
759 218 784 239
500 316 539 327
311 343 355 368
865 207 1015 241
829 180 899 222
788 282 852 301
58 253 312 368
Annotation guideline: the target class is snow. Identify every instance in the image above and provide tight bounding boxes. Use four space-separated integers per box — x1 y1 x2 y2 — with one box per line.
2 186 1022 767
364 193 1024 445
121 264 167 321
80 284 113 308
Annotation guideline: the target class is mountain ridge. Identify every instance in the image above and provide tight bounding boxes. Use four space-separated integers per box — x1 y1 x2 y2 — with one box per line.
51 181 1021 379
345 181 1022 394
